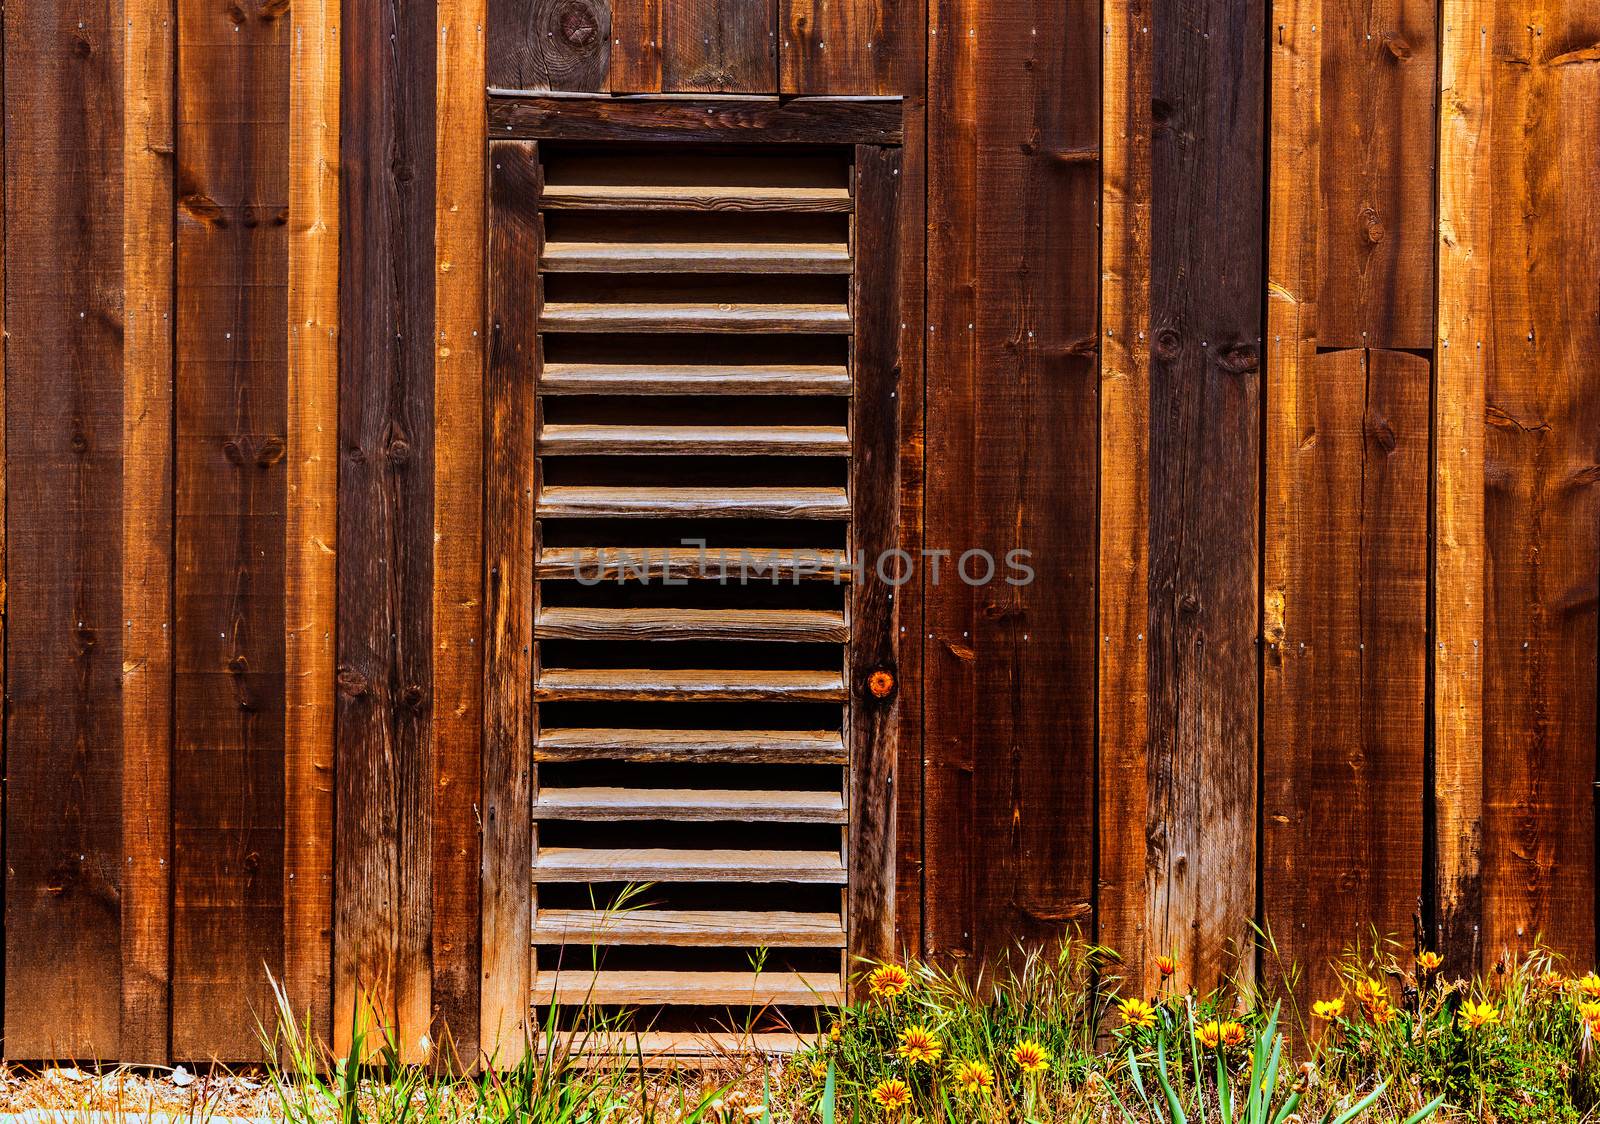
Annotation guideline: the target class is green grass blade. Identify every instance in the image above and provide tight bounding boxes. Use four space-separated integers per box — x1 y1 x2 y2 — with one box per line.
1402 1094 1447 1124
1328 1082 1387 1124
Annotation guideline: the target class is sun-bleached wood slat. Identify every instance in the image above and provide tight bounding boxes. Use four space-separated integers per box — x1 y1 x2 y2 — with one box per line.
535 668 848 703
537 486 849 520
533 847 848 883
531 908 846 947
540 362 851 396
536 547 854 584
534 727 847 764
539 183 853 212
541 242 852 274
534 787 846 822
538 424 850 456
535 606 847 643
532 970 842 1006
540 301 851 333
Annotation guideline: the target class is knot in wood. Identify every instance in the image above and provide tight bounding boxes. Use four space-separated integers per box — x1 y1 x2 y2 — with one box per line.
560 4 598 47
75 624 98 653
337 666 371 698
242 850 261 874
1153 327 1183 361
70 431 90 455
1361 206 1386 244
228 654 249 674
256 436 287 466
386 437 412 464
1364 412 1398 453
867 668 897 699
402 684 427 709
1218 343 1258 374
1383 31 1412 60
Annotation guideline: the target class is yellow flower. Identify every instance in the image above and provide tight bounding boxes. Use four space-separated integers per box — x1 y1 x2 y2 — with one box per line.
1119 997 1157 1029
1578 973 1600 999
1368 1001 1398 1026
950 1060 995 1097
1580 1001 1600 1022
1156 954 1180 978
1195 1020 1223 1049
1220 1021 1249 1048
1418 951 1443 972
1312 997 1346 1021
809 1060 829 1080
1354 977 1386 1004
1538 970 1566 991
870 1079 912 1113
828 1020 842 1042
897 1024 944 1065
868 964 911 1001
1459 999 1500 1030
1011 1038 1052 1074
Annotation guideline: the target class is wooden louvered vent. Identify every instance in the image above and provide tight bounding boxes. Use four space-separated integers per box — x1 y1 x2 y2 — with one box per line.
491 123 902 1053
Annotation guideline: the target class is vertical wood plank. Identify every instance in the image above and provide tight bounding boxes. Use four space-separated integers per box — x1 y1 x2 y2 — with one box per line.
286 0 340 1045
663 0 775 91
609 0 664 90
337 0 437 1060
434 0 487 1061
848 144 902 967
122 0 176 1062
924 0 1100 965
780 0 921 94
1097 0 1153 990
1263 349 1429 999
173 0 289 1061
3 0 126 1060
482 139 539 1067
489 0 612 91
1315 0 1436 349
1146 0 1263 993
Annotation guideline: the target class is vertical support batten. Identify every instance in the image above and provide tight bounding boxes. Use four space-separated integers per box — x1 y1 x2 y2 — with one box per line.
286 0 339 1045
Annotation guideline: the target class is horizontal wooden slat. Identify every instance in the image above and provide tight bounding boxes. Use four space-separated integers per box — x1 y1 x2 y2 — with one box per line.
536 548 854 584
536 607 847 642
531 908 846 946
535 728 847 764
538 486 849 520
535 668 848 702
539 424 850 456
541 242 851 274
532 970 841 1006
540 301 851 333
534 787 846 822
540 184 853 213
543 1029 809 1060
540 362 851 396
533 847 848 882
488 94 903 145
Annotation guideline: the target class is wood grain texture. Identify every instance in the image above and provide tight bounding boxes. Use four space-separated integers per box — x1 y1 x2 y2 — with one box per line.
1263 349 1429 1000
482 139 540 1067
1146 0 1263 994
664 0 775 91
1097 0 1153 988
609 0 664 89
1315 0 1436 348
285 0 340 1049
781 0 923 94
4 0 126 1059
173 0 290 1062
122 0 176 1062
489 0 611 90
488 94 903 144
434 0 487 1063
1472 1 1599 967
337 0 437 1060
923 0 1100 964
849 143 902 968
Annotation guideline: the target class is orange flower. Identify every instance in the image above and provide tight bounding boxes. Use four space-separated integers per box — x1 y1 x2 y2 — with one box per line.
1011 1039 1052 1074
1156 954 1180 978
1578 973 1600 999
1579 1001 1600 1022
1195 1020 1223 1049
1418 951 1443 972
950 1060 995 1097
1538 970 1566 991
897 1024 943 1066
870 1079 913 1113
1312 998 1346 1021
1220 1021 1249 1048
1119 997 1157 1030
868 964 911 1001
1368 1001 1398 1026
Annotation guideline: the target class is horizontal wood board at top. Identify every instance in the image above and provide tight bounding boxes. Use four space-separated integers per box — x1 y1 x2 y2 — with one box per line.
488 95 902 144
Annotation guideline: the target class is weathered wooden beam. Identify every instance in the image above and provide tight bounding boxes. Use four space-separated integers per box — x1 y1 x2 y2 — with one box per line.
488 93 903 144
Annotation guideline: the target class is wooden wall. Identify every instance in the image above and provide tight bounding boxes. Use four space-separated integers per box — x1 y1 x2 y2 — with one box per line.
0 0 1595 1061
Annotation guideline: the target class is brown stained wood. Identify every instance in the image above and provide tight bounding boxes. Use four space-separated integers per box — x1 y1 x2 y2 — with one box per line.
540 241 851 274
533 847 848 882
532 970 841 1005
488 94 903 144
532 908 846 945
923 0 1100 965
540 363 851 395
1316 0 1436 349
539 424 850 456
483 140 540 1066
534 727 848 764
609 0 664 90
173 0 289 1062
1473 3 1599 966
535 606 848 641
434 0 486 1059
540 183 853 212
337 0 436 1060
535 667 848 702
1097 0 1153 988
122 0 176 1062
537 546 853 582
537 485 849 519
1145 0 1263 993
540 301 850 333
848 144 901 968
4 0 126 1059
780 0 923 94
285 0 339 1049
490 0 612 91
662 1 776 92
1263 349 1429 1001
534 787 847 821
